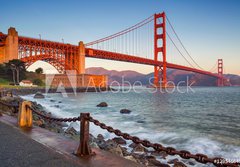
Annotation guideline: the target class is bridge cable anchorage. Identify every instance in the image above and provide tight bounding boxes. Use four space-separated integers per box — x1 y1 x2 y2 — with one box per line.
85 15 154 46
166 31 196 68
165 16 204 70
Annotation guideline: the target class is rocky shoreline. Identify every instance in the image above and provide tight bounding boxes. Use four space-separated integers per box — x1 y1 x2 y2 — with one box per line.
0 93 195 167
0 87 114 96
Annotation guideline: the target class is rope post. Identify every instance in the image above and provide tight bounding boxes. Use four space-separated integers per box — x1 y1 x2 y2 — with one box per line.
18 101 32 128
75 113 93 156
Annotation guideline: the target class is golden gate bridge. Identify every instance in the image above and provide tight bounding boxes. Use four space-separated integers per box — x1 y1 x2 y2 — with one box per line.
0 12 224 87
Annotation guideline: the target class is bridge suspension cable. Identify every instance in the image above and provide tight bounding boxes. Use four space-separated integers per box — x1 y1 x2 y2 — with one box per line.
208 61 218 72
85 15 154 46
166 31 196 68
85 15 154 59
166 15 204 70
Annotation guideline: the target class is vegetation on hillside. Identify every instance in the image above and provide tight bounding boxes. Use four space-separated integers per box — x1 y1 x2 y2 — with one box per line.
0 60 45 87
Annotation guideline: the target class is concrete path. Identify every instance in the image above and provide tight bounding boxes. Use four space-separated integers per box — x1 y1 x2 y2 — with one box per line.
0 114 140 167
0 121 84 167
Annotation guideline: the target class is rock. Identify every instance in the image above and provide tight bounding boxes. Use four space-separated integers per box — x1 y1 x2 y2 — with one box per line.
68 122 79 131
97 134 104 140
149 151 168 159
113 137 127 145
120 109 132 114
129 142 137 148
186 161 195 166
96 102 108 107
137 120 145 124
50 99 55 102
148 158 170 167
58 101 62 103
173 162 187 167
35 119 45 128
131 153 148 165
34 92 44 99
124 155 137 163
120 147 130 156
98 139 123 156
0 112 2 116
108 145 123 156
54 105 60 108
131 144 147 153
168 158 179 164
65 127 78 136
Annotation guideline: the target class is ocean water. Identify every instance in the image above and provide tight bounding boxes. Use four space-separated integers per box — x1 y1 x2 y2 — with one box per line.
22 87 240 165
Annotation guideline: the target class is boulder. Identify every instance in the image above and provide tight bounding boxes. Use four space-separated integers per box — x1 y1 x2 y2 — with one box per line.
120 109 132 114
97 134 105 141
65 127 78 136
96 102 108 107
113 137 127 145
35 119 46 128
131 144 147 153
168 158 179 164
54 105 60 108
124 156 137 163
129 142 137 148
147 156 170 167
120 147 131 156
149 150 168 159
0 112 2 116
173 162 187 167
34 92 44 99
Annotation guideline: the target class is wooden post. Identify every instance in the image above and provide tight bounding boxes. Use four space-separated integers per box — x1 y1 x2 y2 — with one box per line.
76 113 92 156
18 101 32 128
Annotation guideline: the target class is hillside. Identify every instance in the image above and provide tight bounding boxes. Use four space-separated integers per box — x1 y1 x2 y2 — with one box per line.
86 67 240 86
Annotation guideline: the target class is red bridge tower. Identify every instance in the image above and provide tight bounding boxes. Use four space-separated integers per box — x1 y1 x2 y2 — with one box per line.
217 59 224 87
154 12 167 88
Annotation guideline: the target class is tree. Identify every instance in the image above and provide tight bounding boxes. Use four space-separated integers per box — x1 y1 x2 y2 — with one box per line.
4 59 26 85
35 67 43 74
33 78 44 86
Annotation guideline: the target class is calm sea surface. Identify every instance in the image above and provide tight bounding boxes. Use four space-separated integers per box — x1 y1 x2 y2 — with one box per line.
22 87 240 163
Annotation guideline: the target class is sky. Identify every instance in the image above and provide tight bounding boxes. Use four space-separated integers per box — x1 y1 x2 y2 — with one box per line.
1 0 240 75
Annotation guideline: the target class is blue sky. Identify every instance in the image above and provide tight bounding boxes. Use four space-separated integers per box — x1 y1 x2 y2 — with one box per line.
1 0 240 74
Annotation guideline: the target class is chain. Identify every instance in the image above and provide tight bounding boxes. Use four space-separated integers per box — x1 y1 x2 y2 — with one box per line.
28 106 80 122
88 116 239 167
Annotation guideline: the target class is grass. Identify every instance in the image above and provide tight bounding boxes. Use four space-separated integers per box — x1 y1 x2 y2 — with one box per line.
0 78 10 85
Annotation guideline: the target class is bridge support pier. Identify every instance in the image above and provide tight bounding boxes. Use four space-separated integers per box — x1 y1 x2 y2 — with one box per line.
154 12 167 88
0 27 18 63
77 41 85 74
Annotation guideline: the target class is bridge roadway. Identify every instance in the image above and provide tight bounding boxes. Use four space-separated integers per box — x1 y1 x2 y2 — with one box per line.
85 48 221 79
1 34 221 79
0 114 140 167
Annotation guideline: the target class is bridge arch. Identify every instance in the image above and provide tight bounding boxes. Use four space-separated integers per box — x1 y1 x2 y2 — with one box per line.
21 55 66 73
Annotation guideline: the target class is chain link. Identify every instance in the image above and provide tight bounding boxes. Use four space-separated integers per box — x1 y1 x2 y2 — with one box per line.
29 106 80 122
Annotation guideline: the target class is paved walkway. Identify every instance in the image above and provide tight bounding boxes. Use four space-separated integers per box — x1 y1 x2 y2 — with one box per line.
0 114 140 167
0 121 82 167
